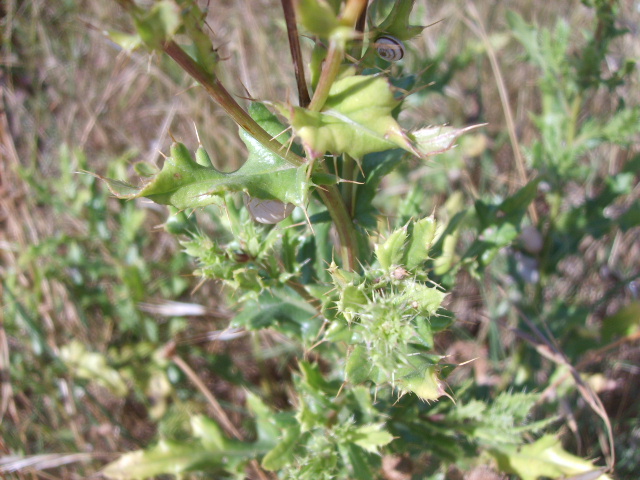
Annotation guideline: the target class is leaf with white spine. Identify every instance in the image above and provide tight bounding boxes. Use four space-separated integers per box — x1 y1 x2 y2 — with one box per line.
280 74 481 160
94 103 311 210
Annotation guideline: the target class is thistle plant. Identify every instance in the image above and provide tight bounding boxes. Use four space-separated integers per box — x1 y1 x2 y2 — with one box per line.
95 1 618 478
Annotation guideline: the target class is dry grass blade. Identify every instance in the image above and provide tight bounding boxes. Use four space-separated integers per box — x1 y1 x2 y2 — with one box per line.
0 452 115 474
462 2 538 224
514 311 616 471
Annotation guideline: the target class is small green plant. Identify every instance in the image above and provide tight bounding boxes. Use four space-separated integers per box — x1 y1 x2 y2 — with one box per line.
79 0 638 478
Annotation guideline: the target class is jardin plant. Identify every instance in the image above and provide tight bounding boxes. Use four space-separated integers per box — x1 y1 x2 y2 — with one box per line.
73 0 638 478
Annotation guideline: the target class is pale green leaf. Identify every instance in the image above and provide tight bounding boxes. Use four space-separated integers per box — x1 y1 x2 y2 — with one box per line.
375 228 408 270
282 75 415 159
132 1 181 50
396 282 446 318
396 363 452 403
490 435 612 480
191 415 226 451
261 423 302 471
295 0 341 37
60 341 127 398
282 75 477 160
346 345 372 383
404 216 438 269
351 424 394 453
101 440 218 479
107 30 142 51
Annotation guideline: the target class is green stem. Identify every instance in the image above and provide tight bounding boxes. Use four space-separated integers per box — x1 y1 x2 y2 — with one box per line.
162 41 306 168
307 0 367 112
308 39 344 112
341 153 357 217
318 183 359 272
304 0 366 270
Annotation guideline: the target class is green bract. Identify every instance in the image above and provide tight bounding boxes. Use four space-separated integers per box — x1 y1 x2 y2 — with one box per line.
373 0 424 40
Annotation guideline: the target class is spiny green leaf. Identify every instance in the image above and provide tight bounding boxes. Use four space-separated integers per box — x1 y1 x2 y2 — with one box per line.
374 0 424 40
232 290 321 341
282 74 478 160
404 216 438 269
94 104 310 210
396 282 446 318
281 75 414 159
396 361 452 403
350 424 394 453
376 228 408 271
262 423 302 471
346 345 372 384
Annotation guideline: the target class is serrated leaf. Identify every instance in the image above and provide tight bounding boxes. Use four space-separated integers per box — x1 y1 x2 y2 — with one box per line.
101 440 218 479
396 362 452 403
346 345 372 383
282 75 414 159
397 282 446 318
261 423 302 471
489 435 612 480
351 424 394 453
282 75 478 160
375 228 408 270
95 104 310 209
232 290 321 341
404 216 438 269
338 284 369 320
375 0 424 40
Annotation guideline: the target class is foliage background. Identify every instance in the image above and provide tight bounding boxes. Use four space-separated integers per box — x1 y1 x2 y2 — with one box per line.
1 0 639 478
